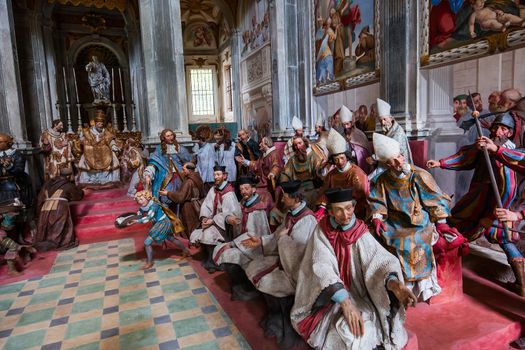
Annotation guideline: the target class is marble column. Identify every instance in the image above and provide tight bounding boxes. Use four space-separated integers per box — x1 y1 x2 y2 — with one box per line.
27 12 56 134
380 0 427 137
269 0 300 138
0 0 29 148
126 19 146 132
230 29 243 127
296 0 313 133
139 0 189 143
42 17 58 122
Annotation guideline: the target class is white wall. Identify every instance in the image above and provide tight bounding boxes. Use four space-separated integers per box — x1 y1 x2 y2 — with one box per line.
453 48 525 100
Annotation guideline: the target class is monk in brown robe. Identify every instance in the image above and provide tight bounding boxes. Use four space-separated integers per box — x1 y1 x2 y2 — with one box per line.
159 162 205 239
35 168 84 251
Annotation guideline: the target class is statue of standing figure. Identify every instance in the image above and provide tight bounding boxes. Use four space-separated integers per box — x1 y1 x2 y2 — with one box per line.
85 55 111 104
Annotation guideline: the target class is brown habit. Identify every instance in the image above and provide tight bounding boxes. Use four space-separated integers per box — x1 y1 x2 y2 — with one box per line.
167 171 205 239
35 177 84 251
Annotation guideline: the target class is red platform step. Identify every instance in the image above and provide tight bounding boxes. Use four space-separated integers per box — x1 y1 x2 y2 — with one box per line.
72 187 147 244
74 207 139 226
81 187 129 200
406 295 521 350
71 197 137 216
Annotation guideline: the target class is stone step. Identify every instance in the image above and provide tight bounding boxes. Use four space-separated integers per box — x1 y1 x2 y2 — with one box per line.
463 267 525 338
70 197 137 216
73 207 139 225
82 187 129 201
406 295 521 350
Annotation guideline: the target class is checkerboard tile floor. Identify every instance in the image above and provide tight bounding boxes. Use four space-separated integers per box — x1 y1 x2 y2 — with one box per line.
0 239 251 350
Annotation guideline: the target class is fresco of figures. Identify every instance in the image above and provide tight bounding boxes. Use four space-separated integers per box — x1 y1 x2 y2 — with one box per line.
424 0 525 67
185 23 216 49
240 0 270 57
313 0 376 88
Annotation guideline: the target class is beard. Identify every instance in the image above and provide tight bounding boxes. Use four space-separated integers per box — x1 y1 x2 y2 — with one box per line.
381 124 392 133
491 105 507 113
294 146 307 162
457 106 468 117
401 162 411 175
242 192 254 200
488 103 500 113
214 178 225 186
492 135 509 146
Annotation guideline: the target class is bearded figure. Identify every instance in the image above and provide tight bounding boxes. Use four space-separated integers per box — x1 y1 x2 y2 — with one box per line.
281 136 324 208
144 129 192 205
40 119 74 181
427 112 525 296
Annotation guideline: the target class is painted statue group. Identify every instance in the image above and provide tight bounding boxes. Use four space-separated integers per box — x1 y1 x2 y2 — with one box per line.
1 88 525 348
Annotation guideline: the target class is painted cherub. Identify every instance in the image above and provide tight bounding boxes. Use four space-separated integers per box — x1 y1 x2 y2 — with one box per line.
469 0 525 38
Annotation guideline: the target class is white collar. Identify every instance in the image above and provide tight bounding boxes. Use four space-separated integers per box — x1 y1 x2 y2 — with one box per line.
336 161 351 173
48 129 62 137
91 127 103 136
264 146 276 157
290 201 307 216
502 140 516 150
0 148 15 157
166 144 178 154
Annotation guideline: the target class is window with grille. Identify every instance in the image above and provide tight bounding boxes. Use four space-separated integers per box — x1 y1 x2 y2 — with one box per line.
225 65 233 112
189 68 215 116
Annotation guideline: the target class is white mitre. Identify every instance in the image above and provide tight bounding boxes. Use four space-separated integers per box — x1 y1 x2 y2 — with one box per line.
373 132 400 162
339 105 353 123
326 128 347 155
315 113 325 127
291 116 303 131
377 98 391 117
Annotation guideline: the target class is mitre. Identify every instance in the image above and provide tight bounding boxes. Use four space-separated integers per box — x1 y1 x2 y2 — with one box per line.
373 132 400 162
315 113 325 127
377 98 391 117
340 105 353 123
291 116 303 131
326 128 347 155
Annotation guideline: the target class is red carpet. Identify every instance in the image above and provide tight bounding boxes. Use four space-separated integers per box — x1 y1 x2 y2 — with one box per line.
0 250 57 285
4 187 524 350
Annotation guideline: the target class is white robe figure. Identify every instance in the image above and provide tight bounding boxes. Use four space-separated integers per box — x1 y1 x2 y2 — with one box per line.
196 142 216 184
213 194 271 268
189 182 241 246
291 225 409 350
215 143 237 182
244 202 317 297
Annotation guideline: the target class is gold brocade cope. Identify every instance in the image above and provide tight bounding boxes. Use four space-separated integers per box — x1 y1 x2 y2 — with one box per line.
161 205 185 235
48 0 126 12
82 130 115 171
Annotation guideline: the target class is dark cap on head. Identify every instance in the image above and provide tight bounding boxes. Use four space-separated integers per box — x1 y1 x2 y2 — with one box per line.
238 175 257 186
325 188 354 204
280 180 301 195
213 165 227 172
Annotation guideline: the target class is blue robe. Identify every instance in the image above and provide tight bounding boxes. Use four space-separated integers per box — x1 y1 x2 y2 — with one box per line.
369 165 451 282
147 145 191 203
